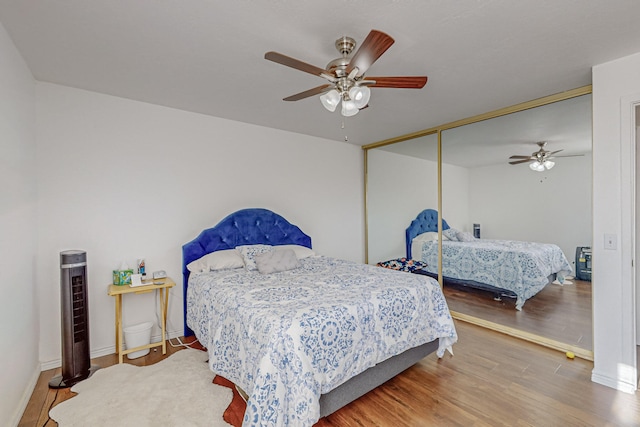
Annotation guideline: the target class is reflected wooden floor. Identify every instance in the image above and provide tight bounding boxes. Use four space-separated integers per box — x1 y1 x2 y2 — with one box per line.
443 278 592 350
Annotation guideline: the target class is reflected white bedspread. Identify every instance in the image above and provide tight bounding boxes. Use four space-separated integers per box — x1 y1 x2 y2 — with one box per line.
187 256 457 427
416 239 573 309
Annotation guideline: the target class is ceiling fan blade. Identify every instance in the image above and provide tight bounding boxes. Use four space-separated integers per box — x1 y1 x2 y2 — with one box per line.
366 76 428 89
509 159 533 165
345 30 395 76
509 155 533 159
283 84 333 101
265 51 328 77
548 149 564 156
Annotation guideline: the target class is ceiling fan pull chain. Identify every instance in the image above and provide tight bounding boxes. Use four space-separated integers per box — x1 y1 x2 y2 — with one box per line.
341 120 348 141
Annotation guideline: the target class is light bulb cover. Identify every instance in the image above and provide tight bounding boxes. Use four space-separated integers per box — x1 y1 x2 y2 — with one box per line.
530 161 545 172
349 86 371 109
544 160 555 170
320 89 340 112
341 99 359 117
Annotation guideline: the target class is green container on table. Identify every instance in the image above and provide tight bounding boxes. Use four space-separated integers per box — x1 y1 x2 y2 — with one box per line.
113 269 134 285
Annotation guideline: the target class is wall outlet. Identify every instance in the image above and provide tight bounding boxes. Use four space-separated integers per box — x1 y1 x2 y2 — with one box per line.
604 233 617 250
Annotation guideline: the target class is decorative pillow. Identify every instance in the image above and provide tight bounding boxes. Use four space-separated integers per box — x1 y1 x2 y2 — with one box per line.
456 231 477 242
236 244 274 271
186 249 245 272
442 228 459 241
255 249 300 274
413 231 448 243
274 244 316 259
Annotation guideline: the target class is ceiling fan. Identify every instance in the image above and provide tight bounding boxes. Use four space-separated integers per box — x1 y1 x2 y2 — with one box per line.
509 141 579 171
264 30 428 117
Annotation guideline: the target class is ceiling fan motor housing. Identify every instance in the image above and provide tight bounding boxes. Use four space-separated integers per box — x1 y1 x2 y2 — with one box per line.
335 36 356 56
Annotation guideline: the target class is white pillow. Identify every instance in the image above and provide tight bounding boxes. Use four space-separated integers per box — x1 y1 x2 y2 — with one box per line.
274 244 316 259
456 231 477 242
186 249 245 272
255 249 300 274
236 244 274 271
413 231 449 243
442 228 459 241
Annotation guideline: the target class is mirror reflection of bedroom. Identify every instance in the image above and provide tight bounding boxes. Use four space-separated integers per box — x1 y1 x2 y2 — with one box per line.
366 88 593 359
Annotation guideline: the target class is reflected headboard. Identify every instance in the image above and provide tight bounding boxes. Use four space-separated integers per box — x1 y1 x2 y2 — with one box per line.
405 209 450 259
182 208 312 336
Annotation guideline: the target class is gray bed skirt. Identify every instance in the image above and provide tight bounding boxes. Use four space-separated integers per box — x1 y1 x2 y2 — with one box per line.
318 338 440 417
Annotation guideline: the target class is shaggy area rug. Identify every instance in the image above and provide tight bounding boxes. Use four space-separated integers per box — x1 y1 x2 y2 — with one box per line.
49 349 233 426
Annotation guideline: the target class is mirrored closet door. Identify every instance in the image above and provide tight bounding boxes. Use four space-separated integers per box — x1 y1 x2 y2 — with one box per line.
366 132 439 265
365 87 593 359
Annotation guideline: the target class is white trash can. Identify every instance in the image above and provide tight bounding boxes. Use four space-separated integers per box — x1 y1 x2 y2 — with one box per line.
124 321 153 359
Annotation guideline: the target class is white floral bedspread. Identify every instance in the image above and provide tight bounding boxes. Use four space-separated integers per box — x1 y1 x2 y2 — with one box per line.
419 239 573 309
187 256 457 427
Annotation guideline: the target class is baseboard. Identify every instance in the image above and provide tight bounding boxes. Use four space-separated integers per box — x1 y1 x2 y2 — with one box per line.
450 310 594 361
10 362 40 427
39 329 183 371
591 371 638 394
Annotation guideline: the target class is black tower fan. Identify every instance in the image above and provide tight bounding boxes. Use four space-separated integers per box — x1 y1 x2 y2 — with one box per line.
49 250 99 388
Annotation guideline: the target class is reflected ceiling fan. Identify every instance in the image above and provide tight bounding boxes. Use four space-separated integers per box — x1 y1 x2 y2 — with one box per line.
509 141 581 172
264 30 427 117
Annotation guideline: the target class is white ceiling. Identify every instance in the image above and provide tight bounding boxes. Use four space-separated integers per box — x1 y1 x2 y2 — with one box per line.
379 92 592 167
1 1 640 146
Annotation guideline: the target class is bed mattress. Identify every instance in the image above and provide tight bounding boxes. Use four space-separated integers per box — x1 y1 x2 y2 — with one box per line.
187 256 457 426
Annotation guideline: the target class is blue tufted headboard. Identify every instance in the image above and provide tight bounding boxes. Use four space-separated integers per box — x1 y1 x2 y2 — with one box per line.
405 209 450 259
182 208 312 336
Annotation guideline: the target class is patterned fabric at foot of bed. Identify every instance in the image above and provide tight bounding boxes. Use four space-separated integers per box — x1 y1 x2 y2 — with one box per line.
377 258 428 273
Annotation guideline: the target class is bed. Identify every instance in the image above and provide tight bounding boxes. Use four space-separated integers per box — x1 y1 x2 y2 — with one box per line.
406 209 573 310
183 208 457 427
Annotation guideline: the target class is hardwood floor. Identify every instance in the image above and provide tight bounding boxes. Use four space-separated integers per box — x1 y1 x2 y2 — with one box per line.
20 321 639 427
443 278 592 351
18 338 202 427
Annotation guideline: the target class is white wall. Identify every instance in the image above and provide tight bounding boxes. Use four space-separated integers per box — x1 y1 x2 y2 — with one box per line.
367 150 438 262
35 83 364 367
637 120 640 346
468 154 592 265
367 149 470 263
0 22 38 427
441 162 470 231
592 51 640 393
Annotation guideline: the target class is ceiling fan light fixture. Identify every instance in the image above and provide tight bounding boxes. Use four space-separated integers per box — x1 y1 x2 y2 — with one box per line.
349 85 370 109
544 160 555 170
530 161 545 172
341 99 359 117
320 89 340 112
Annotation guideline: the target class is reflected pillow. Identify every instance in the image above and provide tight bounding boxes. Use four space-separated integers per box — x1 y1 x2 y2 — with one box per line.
413 231 449 243
236 244 274 271
456 231 477 242
255 249 300 274
442 228 459 241
186 249 245 272
274 244 316 259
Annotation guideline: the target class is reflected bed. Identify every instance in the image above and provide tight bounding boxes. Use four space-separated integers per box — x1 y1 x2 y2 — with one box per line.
406 209 572 310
